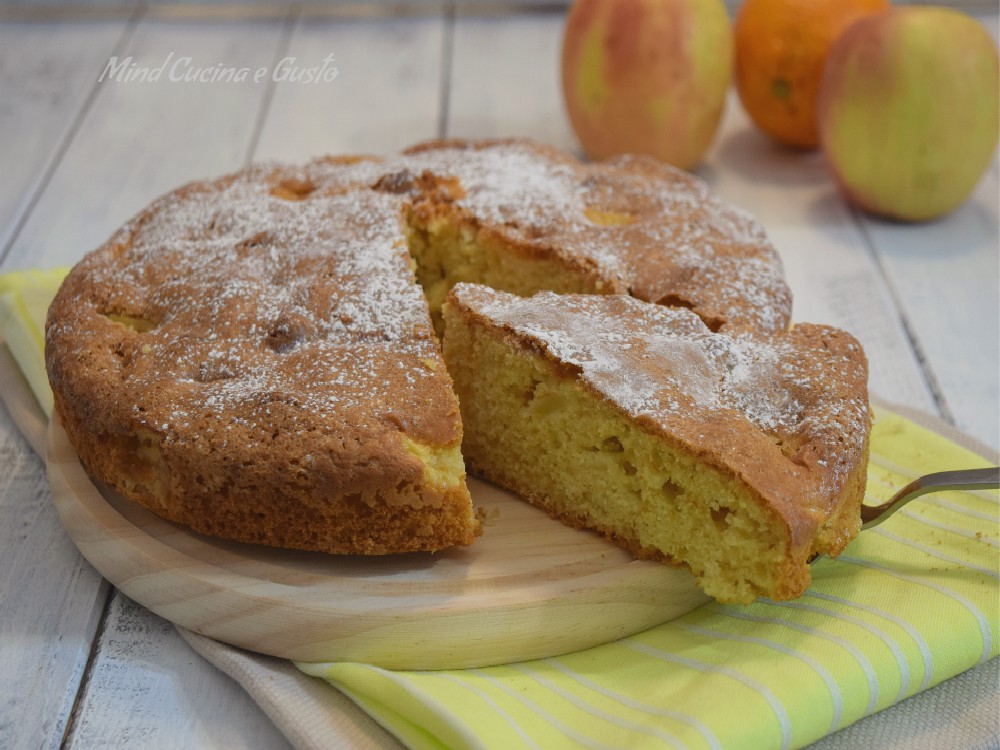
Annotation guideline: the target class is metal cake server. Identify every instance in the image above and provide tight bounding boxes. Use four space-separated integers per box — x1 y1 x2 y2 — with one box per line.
860 466 1000 530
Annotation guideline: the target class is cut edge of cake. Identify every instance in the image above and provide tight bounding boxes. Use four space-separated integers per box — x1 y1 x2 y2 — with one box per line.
442 283 871 603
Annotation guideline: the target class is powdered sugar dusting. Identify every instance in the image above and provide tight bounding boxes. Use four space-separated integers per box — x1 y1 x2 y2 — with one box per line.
289 140 790 333
51 139 798 448
457 284 870 499
397 142 791 333
409 144 582 227
468 288 802 431
49 161 457 446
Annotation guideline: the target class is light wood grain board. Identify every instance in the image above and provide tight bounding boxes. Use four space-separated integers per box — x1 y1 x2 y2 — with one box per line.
47 415 709 670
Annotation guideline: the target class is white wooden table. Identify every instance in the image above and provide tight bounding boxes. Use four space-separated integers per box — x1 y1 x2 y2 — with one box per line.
1 3 997 748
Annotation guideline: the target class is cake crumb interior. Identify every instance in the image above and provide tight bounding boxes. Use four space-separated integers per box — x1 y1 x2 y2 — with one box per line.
441 305 804 604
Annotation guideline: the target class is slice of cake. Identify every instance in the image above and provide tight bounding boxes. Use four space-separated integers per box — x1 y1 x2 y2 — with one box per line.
442 284 871 603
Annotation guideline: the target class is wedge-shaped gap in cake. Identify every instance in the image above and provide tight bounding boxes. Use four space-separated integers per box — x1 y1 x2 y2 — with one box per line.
402 210 611 337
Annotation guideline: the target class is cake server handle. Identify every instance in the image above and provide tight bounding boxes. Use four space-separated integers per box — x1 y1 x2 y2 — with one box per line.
860 466 1000 530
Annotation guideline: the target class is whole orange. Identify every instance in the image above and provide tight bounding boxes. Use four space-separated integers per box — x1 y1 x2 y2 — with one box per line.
734 0 890 149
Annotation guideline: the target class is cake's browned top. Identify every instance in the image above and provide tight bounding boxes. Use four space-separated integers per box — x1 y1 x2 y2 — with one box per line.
447 283 871 554
280 138 792 334
45 168 462 500
414 139 792 334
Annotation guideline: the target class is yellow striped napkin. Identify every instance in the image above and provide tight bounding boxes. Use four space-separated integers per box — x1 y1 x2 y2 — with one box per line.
2 268 997 750
298 414 998 750
0 267 64 416
298 418 1000 750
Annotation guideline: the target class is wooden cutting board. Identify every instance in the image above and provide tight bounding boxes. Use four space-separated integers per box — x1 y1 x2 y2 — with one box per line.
47 415 709 669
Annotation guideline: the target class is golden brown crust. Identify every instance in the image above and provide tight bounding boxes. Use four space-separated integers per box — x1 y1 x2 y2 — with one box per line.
46 165 479 554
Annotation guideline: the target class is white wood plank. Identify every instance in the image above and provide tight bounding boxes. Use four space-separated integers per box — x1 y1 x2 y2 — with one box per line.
1 14 287 271
447 10 574 150
253 11 446 161
64 596 293 750
0 18 129 259
0 21 123 750
855 12 1000 451
0 402 109 750
858 166 999 450
0 14 306 750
